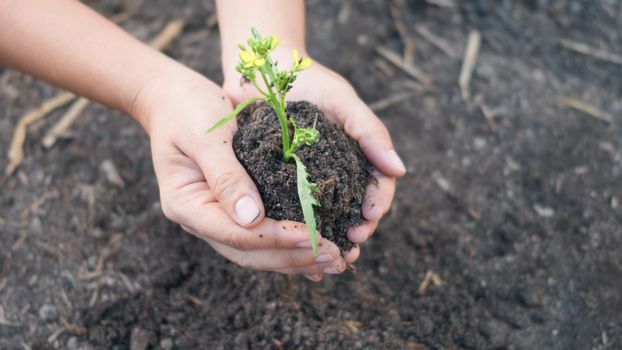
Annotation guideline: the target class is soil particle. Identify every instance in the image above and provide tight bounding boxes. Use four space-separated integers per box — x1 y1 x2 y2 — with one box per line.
130 327 156 350
38 304 58 322
233 101 371 251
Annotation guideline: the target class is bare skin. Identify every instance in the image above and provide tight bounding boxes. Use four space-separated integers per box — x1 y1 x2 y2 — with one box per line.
217 0 405 280
0 0 405 281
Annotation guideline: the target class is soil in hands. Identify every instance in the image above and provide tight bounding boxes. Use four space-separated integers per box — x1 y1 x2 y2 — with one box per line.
233 101 372 251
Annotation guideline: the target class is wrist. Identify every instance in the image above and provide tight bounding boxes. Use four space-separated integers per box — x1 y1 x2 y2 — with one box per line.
129 63 212 135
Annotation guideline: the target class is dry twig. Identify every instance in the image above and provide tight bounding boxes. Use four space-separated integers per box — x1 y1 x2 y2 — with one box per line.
415 25 458 58
556 95 613 123
47 323 86 343
480 104 498 131
148 19 185 50
11 231 28 251
389 2 416 64
109 0 144 23
370 90 419 112
459 30 481 102
79 233 124 280
425 0 455 8
20 190 60 219
376 46 432 86
560 39 622 66
41 98 90 148
4 92 76 177
186 294 206 306
417 270 443 294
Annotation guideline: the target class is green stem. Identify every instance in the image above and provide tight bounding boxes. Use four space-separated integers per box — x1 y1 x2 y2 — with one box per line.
251 79 268 96
259 69 290 161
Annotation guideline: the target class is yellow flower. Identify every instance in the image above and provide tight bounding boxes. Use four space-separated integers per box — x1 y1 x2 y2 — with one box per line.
292 48 300 63
270 35 280 50
240 50 255 68
292 48 312 70
240 50 265 68
298 57 312 69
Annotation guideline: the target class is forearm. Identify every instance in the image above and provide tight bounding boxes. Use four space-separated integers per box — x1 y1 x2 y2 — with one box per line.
0 0 193 130
216 0 306 77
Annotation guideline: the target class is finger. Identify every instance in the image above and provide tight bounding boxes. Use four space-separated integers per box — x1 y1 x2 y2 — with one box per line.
344 244 360 265
276 256 348 276
318 257 348 275
304 274 323 282
205 236 342 272
184 124 265 228
327 94 406 177
362 170 396 222
179 201 323 251
347 220 380 244
347 224 371 243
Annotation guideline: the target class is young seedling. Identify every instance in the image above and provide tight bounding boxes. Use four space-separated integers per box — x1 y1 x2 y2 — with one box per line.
207 29 321 256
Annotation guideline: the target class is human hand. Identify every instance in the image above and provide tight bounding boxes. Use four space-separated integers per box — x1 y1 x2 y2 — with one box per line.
223 47 406 267
132 68 346 281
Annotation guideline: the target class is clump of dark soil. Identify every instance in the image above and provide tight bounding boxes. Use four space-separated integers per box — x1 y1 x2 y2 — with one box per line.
233 101 371 251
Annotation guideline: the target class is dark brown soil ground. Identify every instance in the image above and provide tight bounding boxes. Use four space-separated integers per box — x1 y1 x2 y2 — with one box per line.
234 101 370 252
1 0 621 349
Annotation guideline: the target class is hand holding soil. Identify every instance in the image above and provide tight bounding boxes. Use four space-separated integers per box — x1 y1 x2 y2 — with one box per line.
135 71 347 278
223 46 406 267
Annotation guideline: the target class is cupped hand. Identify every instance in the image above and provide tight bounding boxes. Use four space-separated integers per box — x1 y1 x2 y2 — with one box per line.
223 47 406 268
132 68 346 281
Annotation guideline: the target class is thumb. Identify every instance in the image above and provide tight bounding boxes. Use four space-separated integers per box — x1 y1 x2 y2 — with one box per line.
330 94 407 177
189 123 265 228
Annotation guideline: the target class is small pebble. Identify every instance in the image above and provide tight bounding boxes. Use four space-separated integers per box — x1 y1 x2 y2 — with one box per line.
160 338 174 350
38 304 58 322
66 336 79 349
533 204 554 218
474 137 487 150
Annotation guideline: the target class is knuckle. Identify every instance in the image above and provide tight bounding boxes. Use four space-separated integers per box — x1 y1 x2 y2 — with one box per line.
212 171 240 200
222 230 253 251
285 251 303 268
232 254 256 270
369 119 390 138
161 202 176 221
160 195 180 222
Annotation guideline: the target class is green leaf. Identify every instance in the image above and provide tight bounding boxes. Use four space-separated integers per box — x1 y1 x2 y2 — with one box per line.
292 154 321 256
206 97 262 133
251 27 261 39
294 127 320 146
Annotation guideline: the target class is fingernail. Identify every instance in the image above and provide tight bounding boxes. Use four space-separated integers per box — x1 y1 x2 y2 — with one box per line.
297 240 312 248
304 274 322 282
323 267 341 274
297 235 323 248
348 225 370 243
235 195 260 225
315 254 335 263
387 149 406 173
